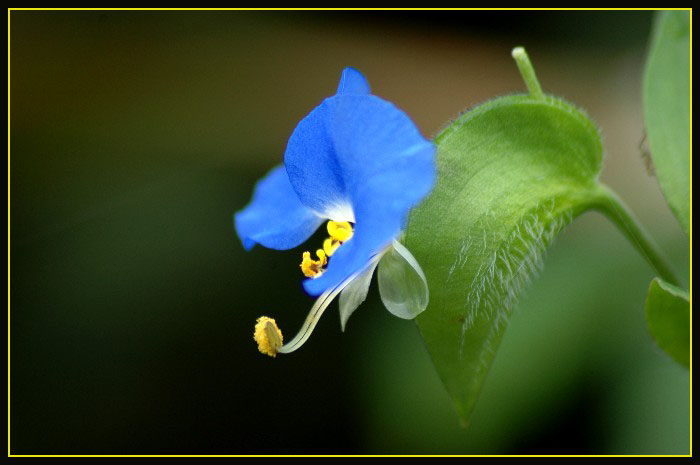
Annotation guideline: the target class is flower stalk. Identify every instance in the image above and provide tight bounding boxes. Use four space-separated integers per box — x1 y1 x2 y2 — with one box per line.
512 46 544 100
591 184 681 287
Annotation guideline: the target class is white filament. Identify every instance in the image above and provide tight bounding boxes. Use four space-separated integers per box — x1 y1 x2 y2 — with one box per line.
277 271 358 354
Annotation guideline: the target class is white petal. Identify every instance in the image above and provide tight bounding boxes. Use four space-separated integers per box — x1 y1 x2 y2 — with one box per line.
377 240 429 319
339 260 380 332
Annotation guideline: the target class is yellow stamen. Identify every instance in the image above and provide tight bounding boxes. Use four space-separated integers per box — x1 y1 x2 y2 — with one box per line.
323 238 341 257
299 221 354 277
327 221 353 242
254 316 283 357
300 250 327 278
316 249 327 266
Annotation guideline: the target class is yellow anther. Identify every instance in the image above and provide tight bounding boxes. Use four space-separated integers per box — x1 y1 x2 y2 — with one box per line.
323 238 341 257
327 221 353 242
299 222 352 277
300 250 327 278
254 316 283 357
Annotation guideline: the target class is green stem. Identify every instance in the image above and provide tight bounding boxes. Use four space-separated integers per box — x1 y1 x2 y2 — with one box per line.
511 47 544 100
591 184 680 287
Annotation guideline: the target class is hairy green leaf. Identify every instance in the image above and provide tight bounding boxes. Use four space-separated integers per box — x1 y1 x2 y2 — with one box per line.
404 48 681 424
404 90 611 423
646 277 690 368
643 10 690 235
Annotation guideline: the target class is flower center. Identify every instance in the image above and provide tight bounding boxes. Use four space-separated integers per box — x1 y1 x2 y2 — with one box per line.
300 221 354 278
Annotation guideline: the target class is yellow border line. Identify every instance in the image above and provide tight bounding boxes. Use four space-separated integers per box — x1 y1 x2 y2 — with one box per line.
7 6 11 459
6 455 695 458
7 7 692 458
5 7 695 11
688 8 694 456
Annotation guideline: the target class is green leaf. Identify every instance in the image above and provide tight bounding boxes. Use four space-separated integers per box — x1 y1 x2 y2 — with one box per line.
645 277 690 368
403 48 615 423
643 10 690 235
404 48 682 424
404 91 608 423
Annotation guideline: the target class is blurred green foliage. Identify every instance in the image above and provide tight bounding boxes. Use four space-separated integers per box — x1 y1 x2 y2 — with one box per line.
643 10 690 235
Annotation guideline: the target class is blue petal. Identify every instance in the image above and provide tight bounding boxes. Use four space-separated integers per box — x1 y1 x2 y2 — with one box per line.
293 95 436 295
285 94 435 217
283 102 349 218
235 165 323 251
336 67 371 95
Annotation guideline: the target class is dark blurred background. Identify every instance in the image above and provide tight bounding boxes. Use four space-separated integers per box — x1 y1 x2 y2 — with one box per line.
10 10 690 454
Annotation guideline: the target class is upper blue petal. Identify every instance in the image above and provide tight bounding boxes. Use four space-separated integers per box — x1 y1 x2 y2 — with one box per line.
336 67 371 95
235 165 323 251
282 101 348 218
282 69 370 218
285 94 435 296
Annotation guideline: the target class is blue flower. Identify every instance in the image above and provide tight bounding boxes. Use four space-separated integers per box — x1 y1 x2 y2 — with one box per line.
235 68 435 356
